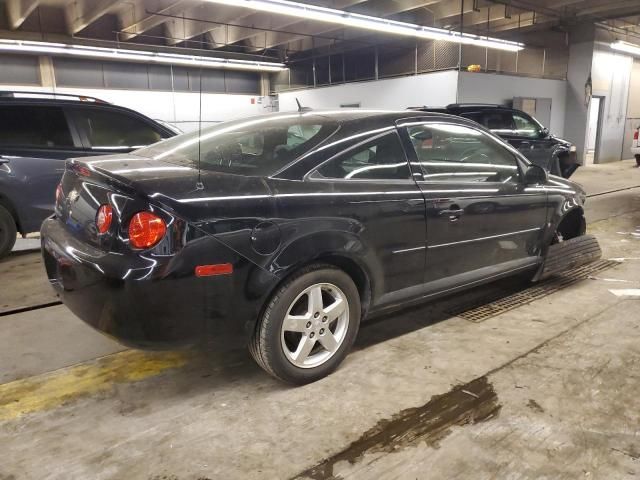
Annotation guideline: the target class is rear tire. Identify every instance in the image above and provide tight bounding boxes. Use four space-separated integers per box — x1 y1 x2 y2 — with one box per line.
249 264 361 384
0 205 17 259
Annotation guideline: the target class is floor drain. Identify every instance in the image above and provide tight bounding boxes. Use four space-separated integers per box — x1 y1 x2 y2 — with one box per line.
447 260 620 323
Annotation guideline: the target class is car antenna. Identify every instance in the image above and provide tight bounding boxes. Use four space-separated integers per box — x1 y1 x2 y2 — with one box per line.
296 98 312 112
196 67 204 191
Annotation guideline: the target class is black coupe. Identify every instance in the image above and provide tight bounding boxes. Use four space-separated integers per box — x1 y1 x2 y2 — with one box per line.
42 110 590 384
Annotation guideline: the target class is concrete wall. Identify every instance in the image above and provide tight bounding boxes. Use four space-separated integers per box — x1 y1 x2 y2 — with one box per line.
279 70 567 137
278 70 459 112
564 41 594 165
457 71 567 136
591 48 633 163
622 59 640 160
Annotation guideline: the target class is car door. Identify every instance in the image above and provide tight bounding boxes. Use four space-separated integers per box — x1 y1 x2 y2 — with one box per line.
398 119 547 288
500 111 556 172
0 104 84 233
66 106 167 155
276 129 427 305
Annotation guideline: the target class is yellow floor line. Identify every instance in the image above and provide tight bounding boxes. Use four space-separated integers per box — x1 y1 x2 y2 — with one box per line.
0 350 189 421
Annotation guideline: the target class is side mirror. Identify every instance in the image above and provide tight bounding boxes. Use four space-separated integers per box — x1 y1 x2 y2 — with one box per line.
539 127 550 138
524 164 548 185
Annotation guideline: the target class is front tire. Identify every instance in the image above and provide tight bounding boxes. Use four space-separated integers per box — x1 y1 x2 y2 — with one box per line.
250 264 361 384
0 205 17 259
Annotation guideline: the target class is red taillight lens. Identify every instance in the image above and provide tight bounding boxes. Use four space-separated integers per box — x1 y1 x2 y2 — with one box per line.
96 204 113 234
128 211 166 249
634 130 639 141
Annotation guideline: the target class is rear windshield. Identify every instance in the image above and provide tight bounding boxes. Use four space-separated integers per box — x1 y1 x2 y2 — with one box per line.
135 114 338 176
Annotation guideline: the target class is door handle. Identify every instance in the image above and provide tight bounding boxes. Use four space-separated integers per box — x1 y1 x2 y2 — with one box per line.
439 206 465 221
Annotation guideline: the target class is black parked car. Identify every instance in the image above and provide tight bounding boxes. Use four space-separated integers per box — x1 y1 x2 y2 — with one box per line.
42 110 592 384
409 104 578 179
0 91 176 258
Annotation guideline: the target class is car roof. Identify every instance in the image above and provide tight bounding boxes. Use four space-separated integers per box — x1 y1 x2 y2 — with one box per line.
267 109 462 128
409 104 510 113
0 90 109 105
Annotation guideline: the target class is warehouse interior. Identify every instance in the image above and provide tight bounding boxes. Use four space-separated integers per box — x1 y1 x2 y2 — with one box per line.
1 0 640 478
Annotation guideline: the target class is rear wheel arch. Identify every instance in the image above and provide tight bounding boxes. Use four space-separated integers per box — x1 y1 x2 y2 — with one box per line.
0 194 22 233
261 254 372 322
313 254 372 316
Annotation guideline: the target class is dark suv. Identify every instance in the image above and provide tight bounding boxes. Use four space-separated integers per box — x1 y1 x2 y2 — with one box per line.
0 92 176 258
409 104 578 179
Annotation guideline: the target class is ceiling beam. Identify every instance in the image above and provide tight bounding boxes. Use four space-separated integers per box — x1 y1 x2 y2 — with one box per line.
256 0 445 51
6 0 39 29
206 0 367 51
118 0 194 41
164 4 250 46
66 0 121 34
442 4 530 29
207 12 300 49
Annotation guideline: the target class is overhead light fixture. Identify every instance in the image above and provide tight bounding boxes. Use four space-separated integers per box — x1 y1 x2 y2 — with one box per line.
611 40 640 57
0 39 287 72
203 0 524 52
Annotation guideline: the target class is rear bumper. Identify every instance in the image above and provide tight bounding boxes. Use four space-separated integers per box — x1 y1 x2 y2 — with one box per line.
41 217 272 349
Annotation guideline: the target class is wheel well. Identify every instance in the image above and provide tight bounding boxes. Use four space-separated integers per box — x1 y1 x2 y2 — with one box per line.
557 208 586 241
266 255 372 318
316 255 372 315
0 194 21 233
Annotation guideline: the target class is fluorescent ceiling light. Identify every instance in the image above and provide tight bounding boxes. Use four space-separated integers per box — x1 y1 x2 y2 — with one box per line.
0 39 287 72
611 40 640 57
203 0 524 52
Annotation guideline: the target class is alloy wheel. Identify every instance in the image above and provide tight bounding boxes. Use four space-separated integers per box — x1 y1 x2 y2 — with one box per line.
280 282 349 369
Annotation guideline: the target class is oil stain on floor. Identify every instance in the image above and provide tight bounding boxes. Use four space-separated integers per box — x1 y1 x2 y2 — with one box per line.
294 376 501 480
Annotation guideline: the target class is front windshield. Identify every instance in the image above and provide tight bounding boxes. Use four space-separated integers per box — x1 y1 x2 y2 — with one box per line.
136 114 338 176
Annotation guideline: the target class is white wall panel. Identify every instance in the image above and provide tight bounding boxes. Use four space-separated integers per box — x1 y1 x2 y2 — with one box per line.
457 71 567 137
591 49 633 163
278 71 459 112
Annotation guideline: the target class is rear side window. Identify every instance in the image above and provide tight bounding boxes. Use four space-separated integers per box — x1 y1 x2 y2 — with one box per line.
71 108 163 150
317 132 410 180
0 105 74 148
459 111 483 124
480 111 514 134
406 123 519 183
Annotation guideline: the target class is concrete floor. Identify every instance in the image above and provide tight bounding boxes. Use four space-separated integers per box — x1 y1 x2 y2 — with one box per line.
0 162 639 480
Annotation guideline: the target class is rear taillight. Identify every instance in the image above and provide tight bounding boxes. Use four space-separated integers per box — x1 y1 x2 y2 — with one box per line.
96 204 113 234
634 130 639 141
128 211 166 249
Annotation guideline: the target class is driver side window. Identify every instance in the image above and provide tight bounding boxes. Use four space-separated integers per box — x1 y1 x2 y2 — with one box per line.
512 113 541 138
406 123 520 183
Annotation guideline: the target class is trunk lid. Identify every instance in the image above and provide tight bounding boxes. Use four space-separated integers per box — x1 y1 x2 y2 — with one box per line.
57 154 274 245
